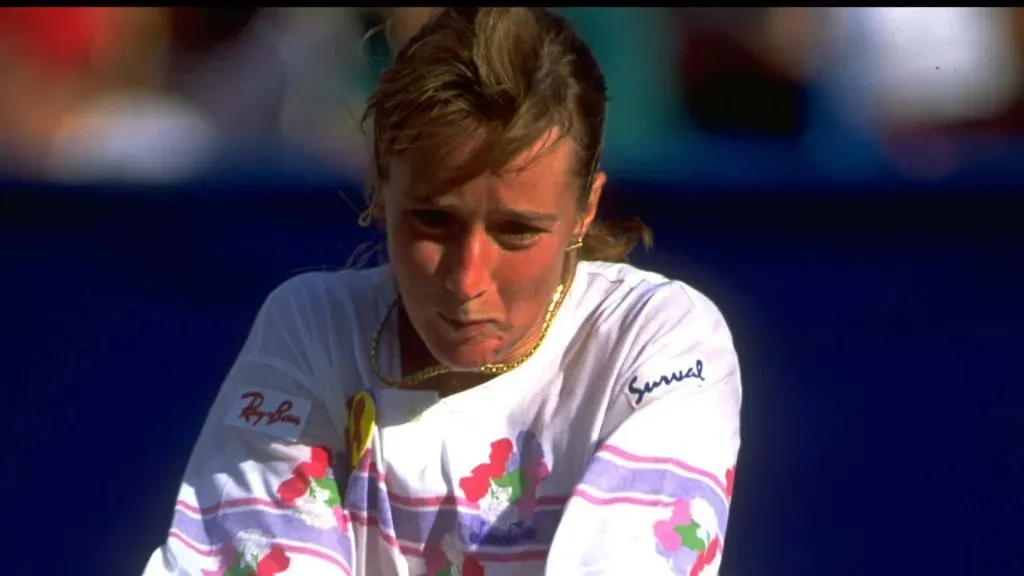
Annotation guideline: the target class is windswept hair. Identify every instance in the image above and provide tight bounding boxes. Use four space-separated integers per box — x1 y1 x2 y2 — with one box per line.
362 7 651 262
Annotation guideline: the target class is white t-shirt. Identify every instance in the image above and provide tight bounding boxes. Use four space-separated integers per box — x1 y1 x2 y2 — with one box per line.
143 261 742 576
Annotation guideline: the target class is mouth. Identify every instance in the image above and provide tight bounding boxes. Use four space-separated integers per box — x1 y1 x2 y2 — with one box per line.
437 311 496 334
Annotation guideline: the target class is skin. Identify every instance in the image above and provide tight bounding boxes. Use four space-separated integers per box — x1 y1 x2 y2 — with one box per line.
380 130 606 395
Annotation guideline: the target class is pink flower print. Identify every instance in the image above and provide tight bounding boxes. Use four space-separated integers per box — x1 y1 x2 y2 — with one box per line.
462 556 485 576
515 458 549 517
510 430 550 518
332 505 349 532
276 473 310 505
423 544 448 575
525 456 550 485
654 519 682 552
423 537 488 576
276 445 334 505
653 496 722 576
515 492 536 518
255 544 291 576
669 499 694 525
725 467 736 499
458 438 514 502
689 536 722 576
200 543 238 576
297 445 332 479
654 499 694 553
656 499 694 550
508 430 544 473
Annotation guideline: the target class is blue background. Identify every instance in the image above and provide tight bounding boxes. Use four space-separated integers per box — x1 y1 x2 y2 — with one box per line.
2 147 1022 575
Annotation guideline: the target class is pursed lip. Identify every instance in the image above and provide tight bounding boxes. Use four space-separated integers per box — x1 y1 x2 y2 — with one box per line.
436 311 491 325
436 311 496 332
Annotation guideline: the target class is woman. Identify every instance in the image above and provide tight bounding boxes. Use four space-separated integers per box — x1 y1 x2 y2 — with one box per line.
144 8 741 576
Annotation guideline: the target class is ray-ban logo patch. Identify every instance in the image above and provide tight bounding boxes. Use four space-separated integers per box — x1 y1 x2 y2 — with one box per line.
225 388 312 440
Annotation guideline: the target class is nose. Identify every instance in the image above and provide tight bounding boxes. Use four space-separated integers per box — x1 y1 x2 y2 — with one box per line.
441 227 494 302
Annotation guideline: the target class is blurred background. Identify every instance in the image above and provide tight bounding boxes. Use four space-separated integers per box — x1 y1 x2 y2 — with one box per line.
2 6 1023 183
1 7 1022 576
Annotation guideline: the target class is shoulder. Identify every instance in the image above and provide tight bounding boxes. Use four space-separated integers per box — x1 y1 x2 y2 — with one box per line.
258 266 391 331
575 261 734 349
222 266 393 420
575 261 740 411
263 265 390 311
239 266 393 371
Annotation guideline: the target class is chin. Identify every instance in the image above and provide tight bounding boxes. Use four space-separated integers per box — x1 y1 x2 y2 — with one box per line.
428 340 507 371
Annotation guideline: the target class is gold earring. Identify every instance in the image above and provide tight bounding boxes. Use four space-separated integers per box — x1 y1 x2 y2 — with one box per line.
358 207 373 228
565 236 584 252
358 193 383 228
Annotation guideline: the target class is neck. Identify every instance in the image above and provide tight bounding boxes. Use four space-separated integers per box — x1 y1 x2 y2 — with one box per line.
396 305 496 397
395 258 577 397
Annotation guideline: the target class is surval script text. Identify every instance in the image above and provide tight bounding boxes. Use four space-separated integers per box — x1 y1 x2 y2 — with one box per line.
627 360 705 406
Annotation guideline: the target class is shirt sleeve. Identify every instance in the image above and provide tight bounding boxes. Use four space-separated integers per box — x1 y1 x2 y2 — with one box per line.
142 276 353 576
546 283 742 576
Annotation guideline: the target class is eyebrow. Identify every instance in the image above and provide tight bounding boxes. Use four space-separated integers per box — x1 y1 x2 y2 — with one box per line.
407 196 459 209
494 208 559 224
408 197 559 224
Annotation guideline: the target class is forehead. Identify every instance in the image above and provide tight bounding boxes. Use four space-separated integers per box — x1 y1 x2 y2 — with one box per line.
392 130 578 209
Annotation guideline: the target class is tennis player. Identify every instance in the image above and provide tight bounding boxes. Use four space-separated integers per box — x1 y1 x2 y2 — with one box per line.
144 8 742 576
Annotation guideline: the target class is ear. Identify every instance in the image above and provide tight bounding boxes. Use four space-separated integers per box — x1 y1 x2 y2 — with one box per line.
372 189 387 218
578 170 606 235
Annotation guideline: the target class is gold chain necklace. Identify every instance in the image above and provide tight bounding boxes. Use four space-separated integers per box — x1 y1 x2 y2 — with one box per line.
370 269 575 389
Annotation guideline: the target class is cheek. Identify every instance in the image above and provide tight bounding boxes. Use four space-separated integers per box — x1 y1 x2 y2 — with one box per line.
388 217 441 276
495 244 564 313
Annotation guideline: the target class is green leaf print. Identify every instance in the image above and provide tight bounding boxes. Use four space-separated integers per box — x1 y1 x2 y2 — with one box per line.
674 522 708 552
223 552 256 576
435 566 454 576
491 468 524 504
311 476 342 507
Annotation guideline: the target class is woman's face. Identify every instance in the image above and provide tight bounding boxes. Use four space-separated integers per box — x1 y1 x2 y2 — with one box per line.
382 134 604 370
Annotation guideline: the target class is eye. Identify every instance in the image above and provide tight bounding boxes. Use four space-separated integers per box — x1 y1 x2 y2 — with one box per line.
409 209 455 232
494 221 544 249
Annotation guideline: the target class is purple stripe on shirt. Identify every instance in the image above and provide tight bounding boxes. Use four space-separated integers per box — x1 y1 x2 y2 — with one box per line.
345 472 565 549
576 454 730 534
171 508 352 566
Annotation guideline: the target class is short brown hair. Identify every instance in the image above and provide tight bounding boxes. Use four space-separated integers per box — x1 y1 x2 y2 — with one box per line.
362 7 651 262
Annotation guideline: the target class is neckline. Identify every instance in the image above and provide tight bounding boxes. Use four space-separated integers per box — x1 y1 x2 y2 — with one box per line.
373 264 587 408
